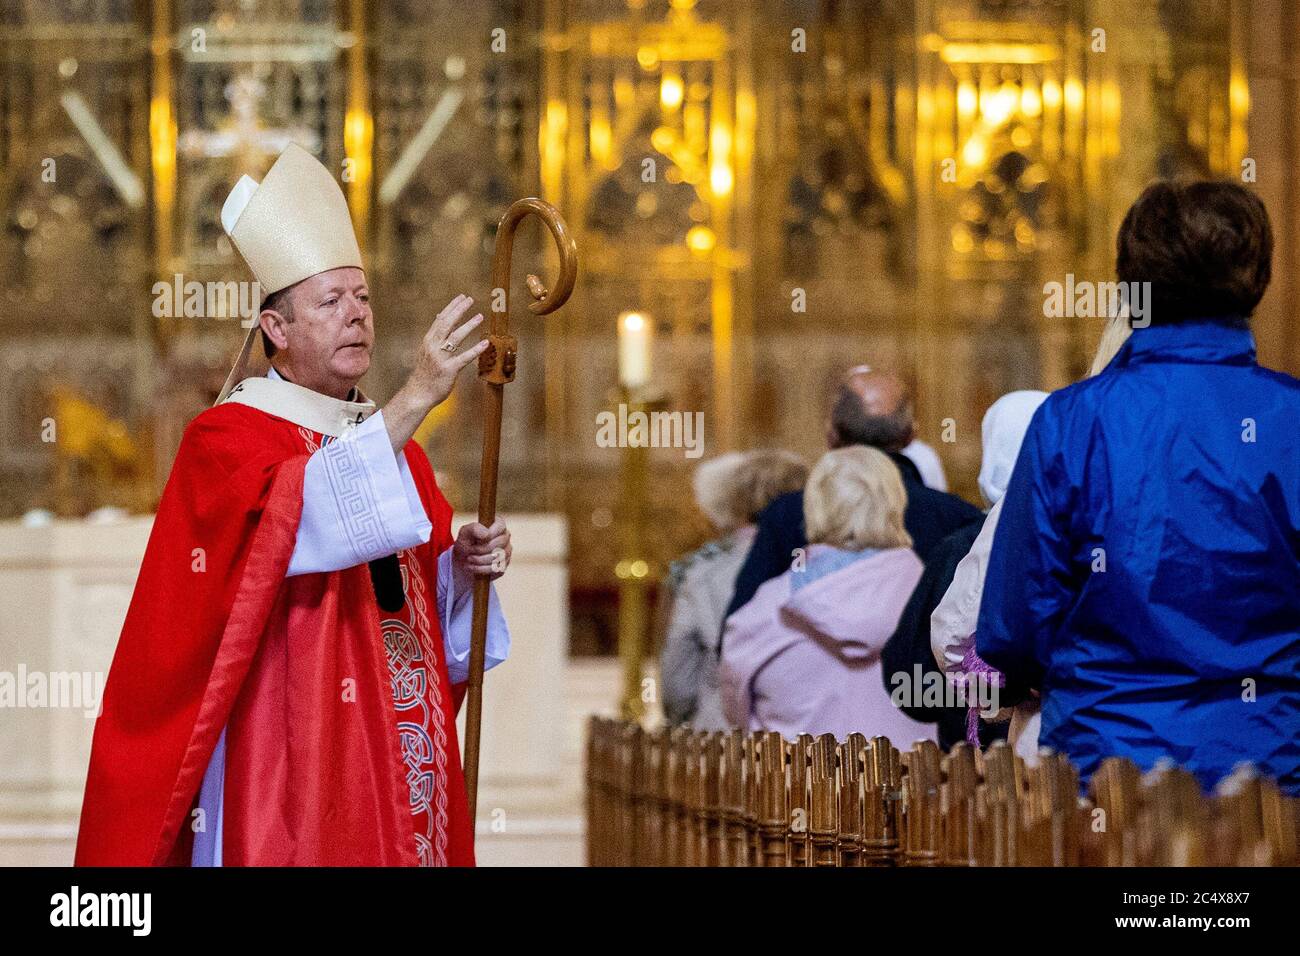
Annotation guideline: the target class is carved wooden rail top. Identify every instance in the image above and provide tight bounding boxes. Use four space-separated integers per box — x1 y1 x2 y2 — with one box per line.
584 718 1299 868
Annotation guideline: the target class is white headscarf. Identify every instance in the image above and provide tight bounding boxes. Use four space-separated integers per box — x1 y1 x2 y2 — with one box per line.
978 390 1049 508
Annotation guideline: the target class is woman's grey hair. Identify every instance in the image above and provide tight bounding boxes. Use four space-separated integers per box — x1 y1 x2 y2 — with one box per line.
693 449 808 532
803 446 912 551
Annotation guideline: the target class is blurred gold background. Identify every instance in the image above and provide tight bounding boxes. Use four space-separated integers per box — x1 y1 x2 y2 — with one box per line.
1 0 1297 654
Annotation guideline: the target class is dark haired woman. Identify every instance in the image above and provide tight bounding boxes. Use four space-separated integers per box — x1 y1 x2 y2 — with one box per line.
977 179 1299 795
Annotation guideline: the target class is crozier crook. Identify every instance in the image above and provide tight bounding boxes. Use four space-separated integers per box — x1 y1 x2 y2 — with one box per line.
462 198 577 833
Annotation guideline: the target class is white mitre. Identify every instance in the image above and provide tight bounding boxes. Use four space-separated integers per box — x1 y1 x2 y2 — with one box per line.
214 143 364 404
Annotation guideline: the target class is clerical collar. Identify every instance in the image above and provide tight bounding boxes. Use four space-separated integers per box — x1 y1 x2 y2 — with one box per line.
220 367 376 438
267 365 361 403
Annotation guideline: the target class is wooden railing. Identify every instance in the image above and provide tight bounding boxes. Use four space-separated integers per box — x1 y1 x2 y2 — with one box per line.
585 717 1298 867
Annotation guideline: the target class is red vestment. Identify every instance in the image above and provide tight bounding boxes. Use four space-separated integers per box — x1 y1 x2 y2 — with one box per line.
75 401 475 866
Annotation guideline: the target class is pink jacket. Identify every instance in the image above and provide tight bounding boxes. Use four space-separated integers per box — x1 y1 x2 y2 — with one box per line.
720 545 936 745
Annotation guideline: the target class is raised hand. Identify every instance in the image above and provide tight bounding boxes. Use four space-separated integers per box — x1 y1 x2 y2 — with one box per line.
407 294 488 408
382 293 489 455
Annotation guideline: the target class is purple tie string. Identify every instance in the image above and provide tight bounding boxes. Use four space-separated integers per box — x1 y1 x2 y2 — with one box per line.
959 644 1005 746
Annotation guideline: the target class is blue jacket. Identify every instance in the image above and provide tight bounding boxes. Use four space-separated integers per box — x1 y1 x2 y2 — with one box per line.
977 319 1300 794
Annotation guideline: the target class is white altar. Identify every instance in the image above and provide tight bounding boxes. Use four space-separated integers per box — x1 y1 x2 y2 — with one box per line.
0 513 590 866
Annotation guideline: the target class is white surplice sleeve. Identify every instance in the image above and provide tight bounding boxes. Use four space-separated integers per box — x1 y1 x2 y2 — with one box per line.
436 546 510 683
286 410 432 576
931 497 1003 672
286 408 510 680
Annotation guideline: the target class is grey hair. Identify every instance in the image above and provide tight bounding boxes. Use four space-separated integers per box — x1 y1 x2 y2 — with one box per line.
260 285 296 359
693 449 808 532
803 446 912 551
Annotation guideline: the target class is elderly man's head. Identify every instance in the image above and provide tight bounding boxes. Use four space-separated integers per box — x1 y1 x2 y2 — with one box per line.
827 368 915 453
258 266 372 399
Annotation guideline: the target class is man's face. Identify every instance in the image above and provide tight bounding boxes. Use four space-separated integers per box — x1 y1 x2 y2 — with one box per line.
262 266 373 399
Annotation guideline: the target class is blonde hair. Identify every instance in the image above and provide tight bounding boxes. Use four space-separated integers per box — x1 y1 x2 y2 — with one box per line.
693 449 808 532
803 447 912 551
1088 315 1134 377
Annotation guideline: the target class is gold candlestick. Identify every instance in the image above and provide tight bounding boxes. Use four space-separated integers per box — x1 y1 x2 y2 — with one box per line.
611 382 668 722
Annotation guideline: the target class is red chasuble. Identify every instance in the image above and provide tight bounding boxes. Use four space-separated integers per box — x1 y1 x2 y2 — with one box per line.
75 400 475 866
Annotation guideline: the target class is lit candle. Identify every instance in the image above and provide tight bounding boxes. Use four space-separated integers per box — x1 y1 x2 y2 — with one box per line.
618 311 652 389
